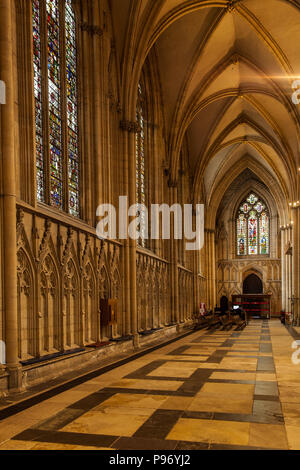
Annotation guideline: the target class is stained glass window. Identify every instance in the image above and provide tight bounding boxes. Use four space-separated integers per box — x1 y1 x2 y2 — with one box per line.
236 193 269 256
33 0 44 202
136 82 147 248
237 214 247 255
32 0 80 217
248 211 258 255
65 0 79 217
259 212 269 255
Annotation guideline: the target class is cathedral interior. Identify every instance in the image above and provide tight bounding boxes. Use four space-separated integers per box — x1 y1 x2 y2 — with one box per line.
0 0 300 451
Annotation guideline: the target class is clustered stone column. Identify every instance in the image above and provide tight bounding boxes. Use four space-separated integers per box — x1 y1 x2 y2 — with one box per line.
120 120 139 346
169 183 179 327
292 207 300 325
281 225 293 314
0 0 22 390
205 228 216 310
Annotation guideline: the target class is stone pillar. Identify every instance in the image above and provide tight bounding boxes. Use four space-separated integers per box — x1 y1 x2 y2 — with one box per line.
120 120 139 346
0 0 22 391
205 230 211 309
128 128 139 347
281 227 286 311
286 229 290 313
292 207 300 325
169 184 179 326
205 229 216 309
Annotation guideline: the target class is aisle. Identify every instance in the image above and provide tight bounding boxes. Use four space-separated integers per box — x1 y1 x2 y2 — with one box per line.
0 320 299 450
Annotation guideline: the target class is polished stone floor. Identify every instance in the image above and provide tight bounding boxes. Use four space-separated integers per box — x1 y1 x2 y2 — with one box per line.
0 319 300 450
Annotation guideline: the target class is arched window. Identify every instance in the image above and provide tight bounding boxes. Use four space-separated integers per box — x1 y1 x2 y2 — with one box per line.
236 193 269 256
33 0 80 217
136 82 147 247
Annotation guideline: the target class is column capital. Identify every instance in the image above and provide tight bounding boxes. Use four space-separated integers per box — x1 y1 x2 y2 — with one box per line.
81 22 103 37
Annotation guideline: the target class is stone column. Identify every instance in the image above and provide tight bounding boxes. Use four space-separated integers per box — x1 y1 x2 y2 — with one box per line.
281 227 286 311
205 229 216 309
128 127 139 347
285 229 290 313
120 120 139 345
169 184 179 326
0 0 22 390
204 230 211 309
292 207 300 325
211 230 217 308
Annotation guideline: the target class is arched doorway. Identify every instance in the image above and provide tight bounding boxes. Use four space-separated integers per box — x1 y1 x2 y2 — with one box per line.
233 272 270 320
220 296 229 313
243 274 263 294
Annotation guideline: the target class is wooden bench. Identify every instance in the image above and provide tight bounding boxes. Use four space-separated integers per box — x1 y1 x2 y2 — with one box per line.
220 314 234 330
193 314 210 330
207 314 222 329
232 315 247 330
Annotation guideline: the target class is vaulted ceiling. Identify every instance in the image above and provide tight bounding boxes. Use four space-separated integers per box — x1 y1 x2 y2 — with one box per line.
109 0 300 221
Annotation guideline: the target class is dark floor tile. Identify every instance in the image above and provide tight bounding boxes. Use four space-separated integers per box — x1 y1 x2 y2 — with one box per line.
255 381 279 397
260 336 271 341
133 410 183 440
167 346 188 356
222 340 235 348
12 428 45 442
125 361 166 379
253 395 279 402
252 400 284 424
182 411 214 420
260 343 272 353
257 357 275 372
176 441 209 450
25 429 118 448
37 408 85 431
114 437 178 450
67 391 115 411
208 379 255 385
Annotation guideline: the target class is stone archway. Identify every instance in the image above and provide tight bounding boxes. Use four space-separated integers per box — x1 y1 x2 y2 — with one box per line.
243 273 263 294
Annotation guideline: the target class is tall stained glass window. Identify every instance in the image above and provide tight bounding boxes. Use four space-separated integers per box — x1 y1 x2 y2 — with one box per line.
136 82 147 248
236 193 269 256
32 0 80 217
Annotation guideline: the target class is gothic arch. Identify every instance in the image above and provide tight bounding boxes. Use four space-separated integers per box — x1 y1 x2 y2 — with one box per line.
17 248 35 360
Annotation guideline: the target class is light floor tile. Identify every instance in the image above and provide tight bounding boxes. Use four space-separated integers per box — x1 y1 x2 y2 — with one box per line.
188 395 253 414
167 418 250 446
248 423 288 449
210 371 256 381
199 382 254 396
110 378 183 391
61 410 149 437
